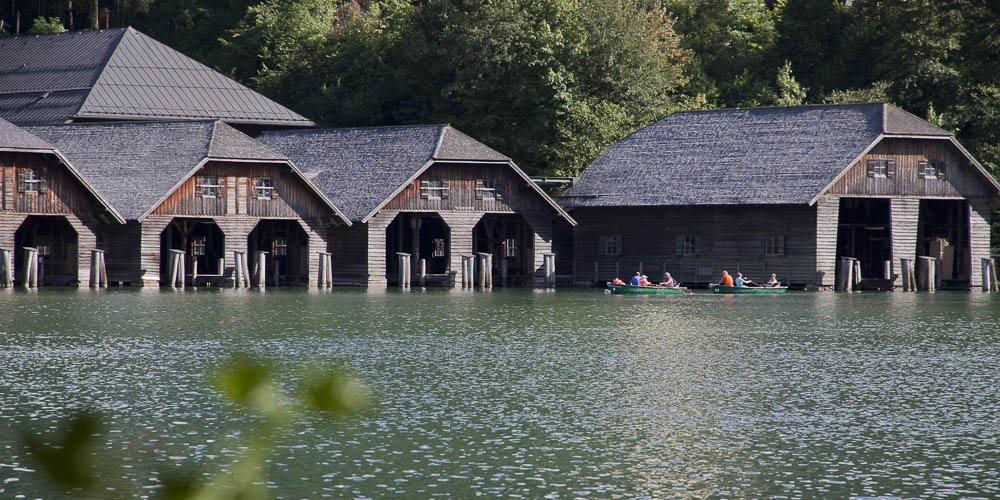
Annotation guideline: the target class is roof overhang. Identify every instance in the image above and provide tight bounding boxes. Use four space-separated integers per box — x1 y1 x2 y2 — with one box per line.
359 158 577 226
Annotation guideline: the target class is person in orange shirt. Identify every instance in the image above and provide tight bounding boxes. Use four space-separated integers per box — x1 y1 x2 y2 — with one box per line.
612 277 625 285
719 270 734 287
638 275 649 286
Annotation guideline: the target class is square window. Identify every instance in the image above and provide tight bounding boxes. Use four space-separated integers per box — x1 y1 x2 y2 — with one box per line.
197 176 222 198
255 178 275 200
866 159 888 177
503 238 517 258
475 179 504 200
18 169 46 194
191 236 207 256
432 238 447 258
920 159 945 179
764 234 786 257
599 234 622 256
273 238 288 256
420 179 447 200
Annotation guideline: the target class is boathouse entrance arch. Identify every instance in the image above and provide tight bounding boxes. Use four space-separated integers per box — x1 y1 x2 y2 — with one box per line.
248 219 309 286
474 214 534 285
14 215 78 285
917 199 970 287
385 212 450 285
835 198 892 284
159 218 225 284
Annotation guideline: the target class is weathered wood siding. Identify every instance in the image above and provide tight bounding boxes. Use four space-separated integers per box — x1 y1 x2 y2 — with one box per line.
151 161 330 219
383 162 550 213
828 138 994 198
889 198 920 287
438 211 485 275
329 222 368 285
365 214 393 286
571 205 818 286
969 197 993 288
815 196 839 287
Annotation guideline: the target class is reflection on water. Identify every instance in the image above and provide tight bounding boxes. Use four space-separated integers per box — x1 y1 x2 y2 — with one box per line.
1 289 999 498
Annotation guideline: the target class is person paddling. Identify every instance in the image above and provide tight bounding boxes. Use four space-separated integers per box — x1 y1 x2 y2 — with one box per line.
630 272 642 286
661 272 678 288
765 273 780 287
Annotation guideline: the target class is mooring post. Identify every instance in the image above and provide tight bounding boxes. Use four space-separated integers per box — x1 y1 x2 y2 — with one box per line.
484 253 493 288
318 252 333 288
90 249 100 288
396 252 410 288
934 258 942 290
476 252 488 288
99 250 107 288
883 259 892 281
836 257 848 291
852 260 861 291
233 251 242 288
256 251 268 289
982 258 991 292
900 258 912 291
419 258 426 287
168 249 184 288
192 257 199 284
0 248 12 288
544 253 556 288
991 258 999 292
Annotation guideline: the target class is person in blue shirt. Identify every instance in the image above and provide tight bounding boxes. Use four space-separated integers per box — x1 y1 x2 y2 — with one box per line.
630 272 642 286
734 272 745 287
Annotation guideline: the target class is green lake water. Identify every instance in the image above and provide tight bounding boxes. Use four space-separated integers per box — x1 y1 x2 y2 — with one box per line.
1 288 999 498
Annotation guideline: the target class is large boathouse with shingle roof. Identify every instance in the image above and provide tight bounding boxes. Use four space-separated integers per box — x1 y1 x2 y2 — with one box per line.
29 120 348 286
259 125 575 287
0 117 121 286
0 28 314 132
561 103 1000 289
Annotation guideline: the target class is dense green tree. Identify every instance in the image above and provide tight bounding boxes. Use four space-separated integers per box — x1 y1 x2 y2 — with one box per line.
27 16 66 34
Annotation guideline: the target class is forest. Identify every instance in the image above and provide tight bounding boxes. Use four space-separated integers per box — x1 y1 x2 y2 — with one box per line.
2 0 999 183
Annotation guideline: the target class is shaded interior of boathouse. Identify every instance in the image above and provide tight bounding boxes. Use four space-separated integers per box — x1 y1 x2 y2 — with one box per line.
248 219 309 285
14 215 78 285
474 214 534 285
160 219 225 283
917 199 970 286
836 198 891 283
386 213 449 285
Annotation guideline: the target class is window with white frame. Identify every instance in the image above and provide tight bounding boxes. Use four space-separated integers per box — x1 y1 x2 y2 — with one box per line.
191 236 207 256
272 238 288 256
866 159 895 177
475 179 504 200
18 169 46 194
598 234 622 256
255 177 276 199
432 238 447 258
420 179 448 200
918 159 945 179
503 238 517 258
196 176 222 198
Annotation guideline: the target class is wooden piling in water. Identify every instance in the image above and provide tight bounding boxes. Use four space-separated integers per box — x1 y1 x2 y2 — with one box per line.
397 252 410 288
89 249 108 288
917 256 936 291
544 253 556 288
419 258 426 287
0 248 12 288
255 251 268 289
22 247 38 288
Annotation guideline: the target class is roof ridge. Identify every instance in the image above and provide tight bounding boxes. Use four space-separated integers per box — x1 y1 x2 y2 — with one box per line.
8 28 127 40
262 123 448 136
674 102 883 115
207 120 221 159
74 28 130 120
431 124 448 160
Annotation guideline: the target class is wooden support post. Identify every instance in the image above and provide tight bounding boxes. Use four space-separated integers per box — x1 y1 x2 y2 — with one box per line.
99 251 107 288
168 249 180 288
477 252 488 288
544 253 556 288
21 247 38 288
917 256 936 291
0 248 11 288
982 258 991 292
178 252 185 288
900 258 912 291
233 251 242 288
836 257 848 292
255 251 267 289
852 260 861 290
318 252 333 288
326 253 333 287
419 258 426 287
192 257 199 284
89 249 107 288
37 256 44 286
397 252 410 288
990 258 999 292
883 260 892 281
501 259 508 287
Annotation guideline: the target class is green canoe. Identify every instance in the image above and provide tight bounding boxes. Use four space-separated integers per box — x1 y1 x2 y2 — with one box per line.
606 282 690 294
711 285 787 294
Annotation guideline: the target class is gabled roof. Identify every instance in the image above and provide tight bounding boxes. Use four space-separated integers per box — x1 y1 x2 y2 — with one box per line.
27 121 346 223
0 117 124 222
560 103 960 208
0 28 314 128
258 124 573 224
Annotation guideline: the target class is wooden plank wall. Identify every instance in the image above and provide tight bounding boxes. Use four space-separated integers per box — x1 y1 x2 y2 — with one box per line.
438 211 486 275
365 214 393 287
152 161 330 219
815 196 839 287
383 162 548 213
889 198 919 287
572 205 819 286
138 216 175 285
297 217 328 286
520 211 554 284
968 197 992 288
828 138 993 198
329 222 368 285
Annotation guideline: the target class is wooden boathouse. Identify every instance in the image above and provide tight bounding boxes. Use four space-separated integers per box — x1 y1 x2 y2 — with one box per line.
0 28 313 133
560 103 1000 290
0 117 122 287
28 120 349 287
258 125 576 287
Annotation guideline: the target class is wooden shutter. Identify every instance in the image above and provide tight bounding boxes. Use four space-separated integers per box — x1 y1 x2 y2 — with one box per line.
271 179 279 200
598 235 608 257
419 179 428 199
495 182 504 201
936 161 946 178
195 176 203 197
475 179 484 200
886 159 895 177
866 160 875 177
675 235 684 256
38 171 48 194
918 161 927 178
16 169 26 192
441 179 449 199
777 235 786 256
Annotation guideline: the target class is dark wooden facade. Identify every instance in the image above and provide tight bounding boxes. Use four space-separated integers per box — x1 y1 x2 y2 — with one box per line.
330 162 566 286
108 160 335 286
0 151 110 285
569 136 998 289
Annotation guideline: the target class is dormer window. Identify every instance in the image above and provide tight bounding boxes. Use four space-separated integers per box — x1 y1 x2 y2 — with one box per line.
196 176 222 198
866 159 895 178
255 177 276 200
919 160 945 179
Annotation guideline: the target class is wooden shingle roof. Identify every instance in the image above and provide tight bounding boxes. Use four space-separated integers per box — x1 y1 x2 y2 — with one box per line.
561 103 954 208
0 28 314 128
259 124 574 224
0 116 56 151
28 120 346 223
